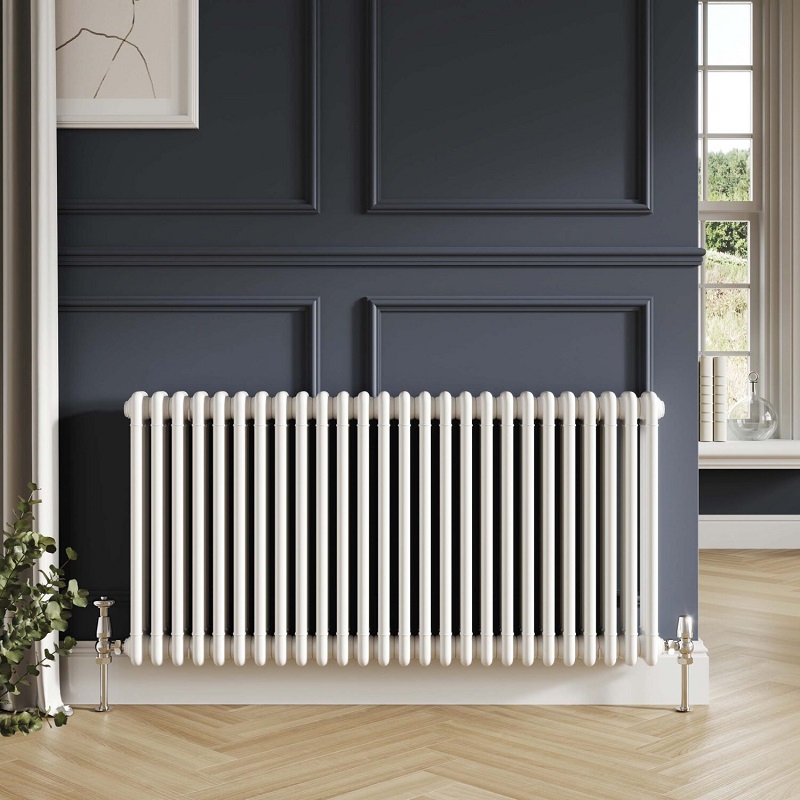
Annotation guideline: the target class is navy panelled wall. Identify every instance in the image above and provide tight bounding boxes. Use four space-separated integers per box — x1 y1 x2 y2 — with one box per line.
58 0 701 640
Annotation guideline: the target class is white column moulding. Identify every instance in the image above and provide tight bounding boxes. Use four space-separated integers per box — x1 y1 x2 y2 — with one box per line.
30 0 65 714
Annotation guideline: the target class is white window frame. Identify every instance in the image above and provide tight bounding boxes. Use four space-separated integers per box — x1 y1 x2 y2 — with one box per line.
698 0 762 405
699 0 800 467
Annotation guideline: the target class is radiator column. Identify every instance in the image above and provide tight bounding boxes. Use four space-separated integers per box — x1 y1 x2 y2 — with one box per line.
600 391 618 667
356 391 371 666
579 392 598 667
191 391 208 667
418 392 433 666
438 392 453 666
314 392 329 666
520 392 536 666
620 391 639 667
398 392 412 667
295 391 310 666
459 392 473 666
540 391 556 667
170 391 188 667
150 390 167 666
212 391 228 667
128 391 147 667
499 391 514 667
232 392 248 667
559 391 577 667
377 392 391 665
640 393 662 666
253 392 269 666
336 392 350 666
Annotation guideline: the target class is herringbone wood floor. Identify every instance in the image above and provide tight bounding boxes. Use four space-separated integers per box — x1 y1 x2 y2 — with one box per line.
0 551 798 800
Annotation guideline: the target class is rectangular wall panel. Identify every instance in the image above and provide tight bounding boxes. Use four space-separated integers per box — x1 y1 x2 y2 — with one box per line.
369 0 651 212
59 297 320 638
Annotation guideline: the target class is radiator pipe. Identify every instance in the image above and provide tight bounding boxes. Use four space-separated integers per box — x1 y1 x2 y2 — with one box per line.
93 597 123 712
664 615 694 712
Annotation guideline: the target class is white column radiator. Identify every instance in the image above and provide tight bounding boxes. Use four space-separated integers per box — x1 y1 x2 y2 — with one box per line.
125 390 665 669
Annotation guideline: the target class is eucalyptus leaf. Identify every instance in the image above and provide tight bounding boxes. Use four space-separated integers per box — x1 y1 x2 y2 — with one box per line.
1 486 83 736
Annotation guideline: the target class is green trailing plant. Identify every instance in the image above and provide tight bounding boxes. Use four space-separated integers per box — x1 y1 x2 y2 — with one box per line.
0 484 88 736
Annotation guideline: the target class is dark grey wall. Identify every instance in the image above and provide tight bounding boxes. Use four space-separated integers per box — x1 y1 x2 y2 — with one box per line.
58 0 701 640
700 471 800 514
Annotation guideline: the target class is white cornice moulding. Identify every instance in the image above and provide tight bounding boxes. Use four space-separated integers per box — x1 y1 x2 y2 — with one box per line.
699 440 800 468
700 515 800 548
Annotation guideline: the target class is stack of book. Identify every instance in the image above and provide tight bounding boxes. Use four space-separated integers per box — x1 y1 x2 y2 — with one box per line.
699 355 727 442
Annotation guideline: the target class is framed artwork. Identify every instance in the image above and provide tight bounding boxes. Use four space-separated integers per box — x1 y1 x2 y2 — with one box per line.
55 0 198 129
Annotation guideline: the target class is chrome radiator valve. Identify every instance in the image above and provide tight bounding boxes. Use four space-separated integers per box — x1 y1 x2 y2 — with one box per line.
93 597 123 712
664 615 694 712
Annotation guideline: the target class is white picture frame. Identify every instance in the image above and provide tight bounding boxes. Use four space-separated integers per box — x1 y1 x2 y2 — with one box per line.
55 0 198 129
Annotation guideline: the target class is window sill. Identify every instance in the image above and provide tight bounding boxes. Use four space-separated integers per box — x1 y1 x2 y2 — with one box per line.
699 440 800 469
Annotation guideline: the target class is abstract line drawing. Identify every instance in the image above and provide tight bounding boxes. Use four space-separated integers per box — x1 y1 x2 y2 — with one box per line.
57 0 156 99
55 0 198 129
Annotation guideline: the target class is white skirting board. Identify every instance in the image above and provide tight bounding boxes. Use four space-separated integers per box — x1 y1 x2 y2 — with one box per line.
699 515 800 548
61 641 708 706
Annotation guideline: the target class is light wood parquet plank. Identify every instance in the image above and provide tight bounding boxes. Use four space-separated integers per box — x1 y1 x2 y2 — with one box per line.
323 770 452 800
0 550 796 799
186 732 450 800
423 784 516 800
198 724 453 785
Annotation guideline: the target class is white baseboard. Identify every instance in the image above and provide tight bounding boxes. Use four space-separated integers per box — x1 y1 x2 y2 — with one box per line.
61 641 708 707
699 514 800 548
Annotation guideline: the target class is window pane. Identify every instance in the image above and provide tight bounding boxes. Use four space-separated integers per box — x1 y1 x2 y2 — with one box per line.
698 71 704 133
704 221 749 282
726 355 750 409
707 71 752 133
705 288 749 350
707 139 751 200
707 2 752 65
698 139 704 200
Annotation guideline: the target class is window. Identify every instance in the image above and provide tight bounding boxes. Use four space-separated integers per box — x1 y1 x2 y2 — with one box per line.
698 1 760 410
